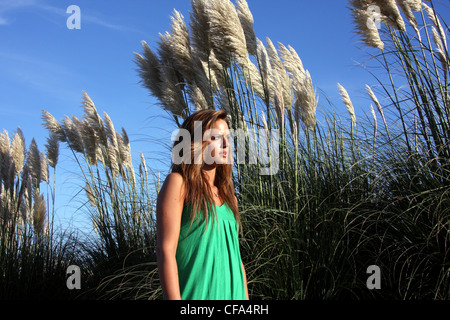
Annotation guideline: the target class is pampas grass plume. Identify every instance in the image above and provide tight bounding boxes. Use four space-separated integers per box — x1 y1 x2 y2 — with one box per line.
337 83 356 126
33 190 46 234
206 0 249 67
11 128 25 176
349 1 385 50
27 138 41 188
236 0 257 56
45 132 59 168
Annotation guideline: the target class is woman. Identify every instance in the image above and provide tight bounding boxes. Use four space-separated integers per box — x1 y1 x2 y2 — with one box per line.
156 109 248 300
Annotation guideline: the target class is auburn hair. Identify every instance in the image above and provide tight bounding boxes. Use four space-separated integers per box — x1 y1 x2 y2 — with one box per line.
170 109 241 230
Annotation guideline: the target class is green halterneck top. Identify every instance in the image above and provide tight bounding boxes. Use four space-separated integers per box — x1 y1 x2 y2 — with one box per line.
175 201 246 300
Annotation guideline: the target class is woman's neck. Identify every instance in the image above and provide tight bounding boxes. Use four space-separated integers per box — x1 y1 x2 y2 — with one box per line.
202 165 216 188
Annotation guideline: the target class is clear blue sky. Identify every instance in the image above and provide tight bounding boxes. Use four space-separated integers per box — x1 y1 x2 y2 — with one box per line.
0 0 448 228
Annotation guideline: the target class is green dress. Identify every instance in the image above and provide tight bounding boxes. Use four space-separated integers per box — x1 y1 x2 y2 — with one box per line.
175 201 246 300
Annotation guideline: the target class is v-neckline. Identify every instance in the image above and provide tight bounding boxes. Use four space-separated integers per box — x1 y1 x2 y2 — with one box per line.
215 201 225 208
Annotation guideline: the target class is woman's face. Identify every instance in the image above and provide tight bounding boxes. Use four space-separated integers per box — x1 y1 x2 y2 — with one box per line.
203 118 232 166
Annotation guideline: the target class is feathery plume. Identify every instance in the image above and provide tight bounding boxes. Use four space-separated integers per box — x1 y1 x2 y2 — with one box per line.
82 91 100 124
337 83 357 126
266 38 284 78
186 1 226 100
189 0 226 95
103 112 118 149
140 152 148 177
349 1 385 50
106 140 120 176
45 132 59 168
278 43 305 78
374 0 406 31
159 61 189 117
81 120 98 165
294 70 318 131
271 72 286 129
366 84 389 135
274 38 317 131
236 0 257 56
117 128 132 168
33 190 46 234
22 167 32 213
431 26 448 71
81 91 107 145
0 130 11 188
424 4 447 56
165 10 195 82
42 110 65 142
134 41 164 101
266 39 292 114
189 83 209 110
39 152 49 183
190 0 211 62
205 0 249 67
40 152 48 184
366 85 383 115
256 38 272 89
396 0 420 38
85 183 96 207
157 31 190 113
0 130 13 191
404 0 422 12
27 139 41 188
246 59 265 99
422 3 446 47
199 58 219 92
277 42 302 108
11 128 25 176
62 116 84 154
0 129 10 156
191 53 216 108
370 104 378 135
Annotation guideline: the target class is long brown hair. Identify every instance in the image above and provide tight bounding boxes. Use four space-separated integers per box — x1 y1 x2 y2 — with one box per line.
170 109 241 230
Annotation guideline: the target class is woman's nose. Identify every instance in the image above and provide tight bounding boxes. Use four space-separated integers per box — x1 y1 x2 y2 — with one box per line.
222 135 230 148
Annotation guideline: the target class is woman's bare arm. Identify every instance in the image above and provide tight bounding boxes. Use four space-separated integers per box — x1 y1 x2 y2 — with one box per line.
156 172 185 300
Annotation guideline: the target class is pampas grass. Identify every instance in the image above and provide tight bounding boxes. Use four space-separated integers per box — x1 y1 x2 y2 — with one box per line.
0 125 80 299
349 1 385 50
337 83 356 126
4 0 448 300
134 0 449 300
236 0 257 56
41 92 159 299
206 0 248 67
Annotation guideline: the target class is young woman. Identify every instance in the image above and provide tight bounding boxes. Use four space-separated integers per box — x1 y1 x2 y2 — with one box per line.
156 109 249 300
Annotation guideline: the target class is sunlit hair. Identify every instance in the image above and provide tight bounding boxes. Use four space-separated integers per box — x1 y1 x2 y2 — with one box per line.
170 109 241 231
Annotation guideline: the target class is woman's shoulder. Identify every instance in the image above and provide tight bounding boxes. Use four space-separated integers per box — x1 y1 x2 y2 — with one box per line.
165 171 184 183
160 172 186 202
162 172 185 191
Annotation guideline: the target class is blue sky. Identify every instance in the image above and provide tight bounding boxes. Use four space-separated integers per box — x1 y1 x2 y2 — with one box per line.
0 0 448 228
